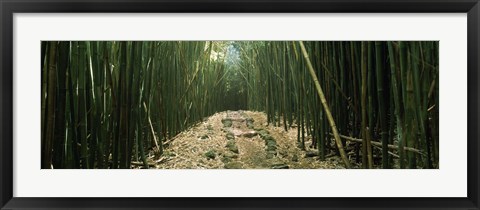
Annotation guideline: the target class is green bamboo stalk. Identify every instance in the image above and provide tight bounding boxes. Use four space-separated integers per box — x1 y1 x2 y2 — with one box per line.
52 41 70 169
403 42 417 168
366 42 374 169
67 41 80 168
299 41 351 168
77 42 89 169
375 41 390 168
361 42 368 168
388 41 406 169
411 42 429 168
42 42 57 169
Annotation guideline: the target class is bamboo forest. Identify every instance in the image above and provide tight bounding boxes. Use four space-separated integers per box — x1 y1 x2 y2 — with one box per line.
41 41 439 169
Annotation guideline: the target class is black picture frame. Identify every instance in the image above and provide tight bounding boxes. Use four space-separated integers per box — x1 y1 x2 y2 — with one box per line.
1 0 479 209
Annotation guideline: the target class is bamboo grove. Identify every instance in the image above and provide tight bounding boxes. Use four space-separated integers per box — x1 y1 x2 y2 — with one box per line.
238 41 439 169
41 41 231 169
42 41 439 169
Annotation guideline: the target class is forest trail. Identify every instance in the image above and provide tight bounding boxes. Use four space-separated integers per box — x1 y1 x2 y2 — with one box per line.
142 111 345 169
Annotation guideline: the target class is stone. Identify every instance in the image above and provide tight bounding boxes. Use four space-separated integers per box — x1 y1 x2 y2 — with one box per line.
265 139 277 151
224 152 238 159
226 132 235 140
246 118 255 129
226 140 235 147
222 157 231 163
229 146 239 154
224 162 243 169
263 135 275 142
292 154 299 162
266 151 276 159
266 139 276 146
242 131 257 138
221 119 233 127
204 150 216 160
305 150 319 157
257 130 270 138
267 144 277 151
226 141 239 153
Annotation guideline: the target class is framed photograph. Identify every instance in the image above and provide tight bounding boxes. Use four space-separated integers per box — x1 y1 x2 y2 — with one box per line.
1 0 479 209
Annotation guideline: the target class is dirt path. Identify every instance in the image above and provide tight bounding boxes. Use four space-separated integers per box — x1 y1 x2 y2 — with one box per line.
145 111 344 169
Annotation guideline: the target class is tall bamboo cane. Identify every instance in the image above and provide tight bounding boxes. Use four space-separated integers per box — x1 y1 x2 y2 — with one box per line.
298 41 351 168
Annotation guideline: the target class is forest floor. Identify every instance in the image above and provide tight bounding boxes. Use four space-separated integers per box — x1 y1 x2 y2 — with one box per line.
138 110 346 169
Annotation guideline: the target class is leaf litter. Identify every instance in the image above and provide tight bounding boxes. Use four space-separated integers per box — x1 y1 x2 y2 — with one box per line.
138 111 345 169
